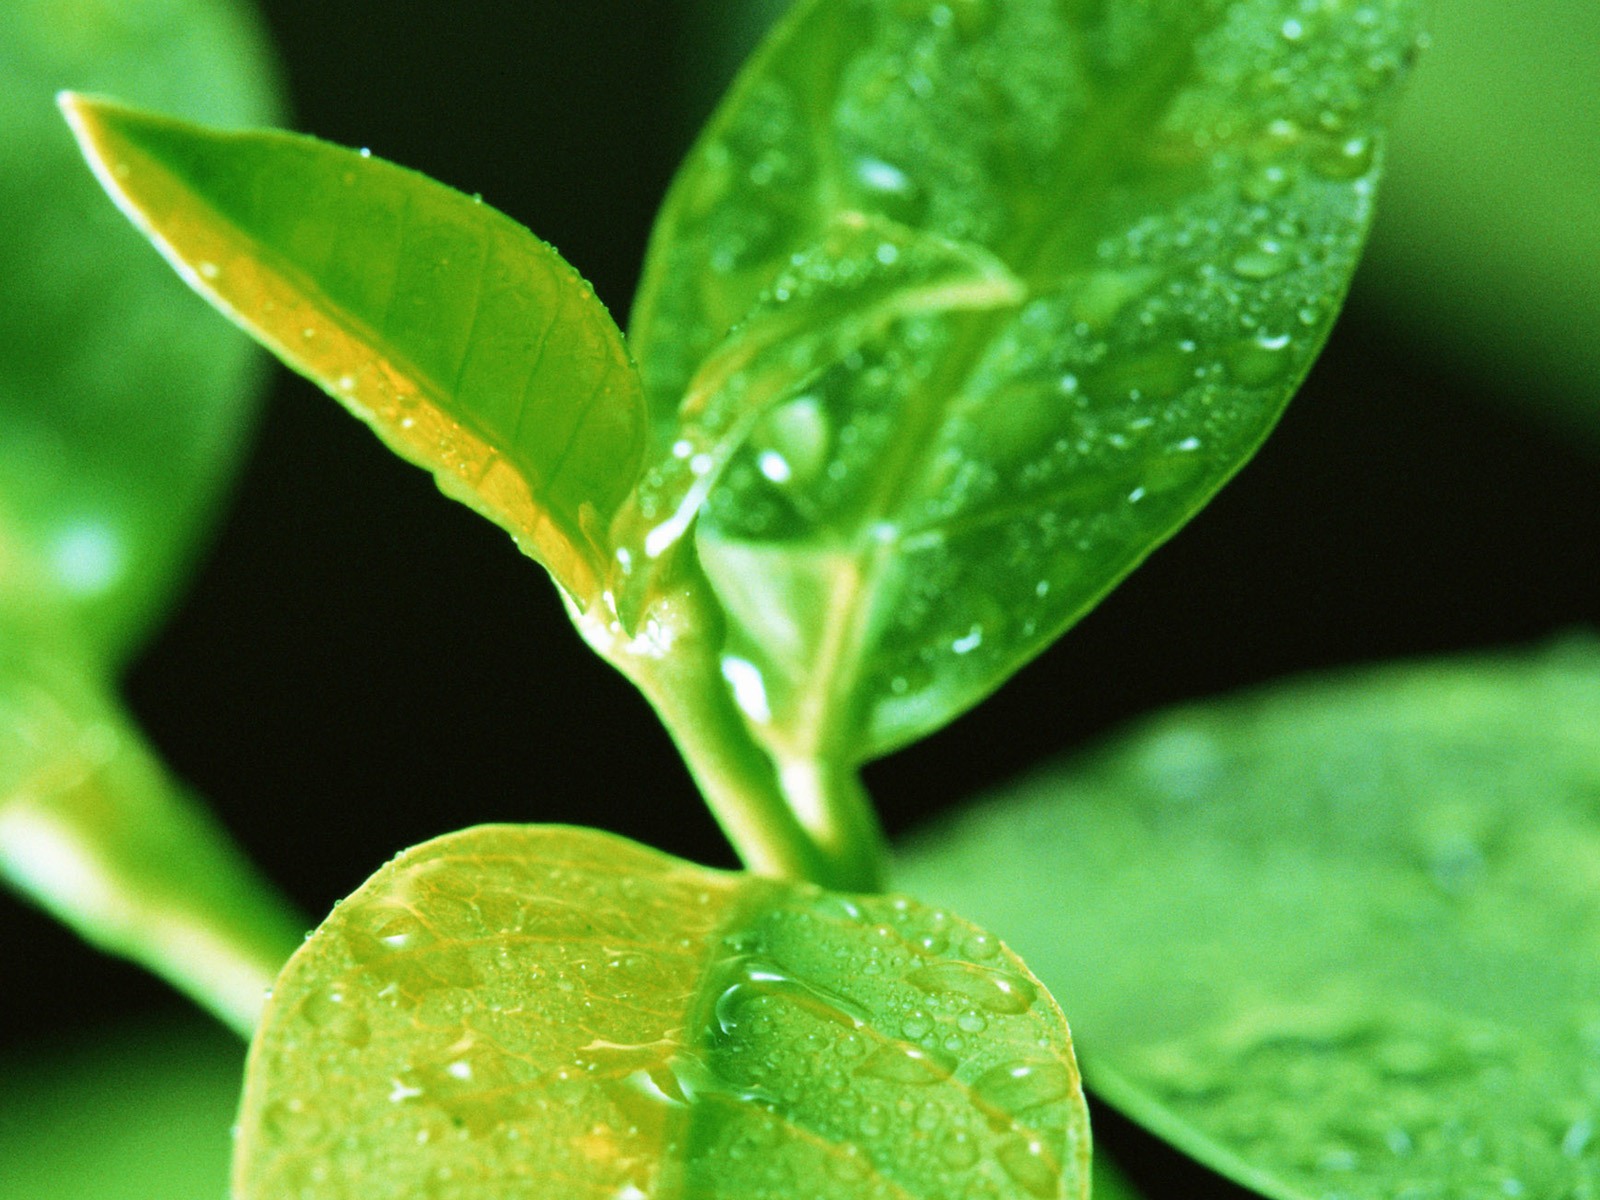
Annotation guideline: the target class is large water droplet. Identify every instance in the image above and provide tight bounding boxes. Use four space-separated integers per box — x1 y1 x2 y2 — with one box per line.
907 962 1037 1014
973 1060 1075 1111
856 1043 956 1085
997 1136 1059 1198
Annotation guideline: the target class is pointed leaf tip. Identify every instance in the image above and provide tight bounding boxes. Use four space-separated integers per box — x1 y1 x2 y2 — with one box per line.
62 99 649 606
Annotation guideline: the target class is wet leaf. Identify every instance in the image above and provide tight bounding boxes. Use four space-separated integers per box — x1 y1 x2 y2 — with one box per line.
60 97 648 606
0 0 278 664
626 0 1425 763
236 825 1089 1200
899 638 1600 1200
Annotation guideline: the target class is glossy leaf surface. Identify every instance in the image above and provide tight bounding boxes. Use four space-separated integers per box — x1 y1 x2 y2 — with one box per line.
61 98 648 605
898 639 1600 1200
236 825 1089 1199
628 0 1424 762
0 0 277 664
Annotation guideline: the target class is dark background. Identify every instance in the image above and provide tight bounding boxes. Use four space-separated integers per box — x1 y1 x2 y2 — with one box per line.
6 3 1599 1195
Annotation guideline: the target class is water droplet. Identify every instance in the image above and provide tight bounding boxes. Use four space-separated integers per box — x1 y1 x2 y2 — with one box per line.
951 625 984 655
997 1136 1059 1198
720 657 772 724
1312 135 1376 181
1232 239 1289 280
856 1043 956 1085
1281 17 1306 40
856 157 913 195
301 983 371 1048
757 450 792 484
941 1129 980 1168
907 962 1036 1014
973 1060 1074 1111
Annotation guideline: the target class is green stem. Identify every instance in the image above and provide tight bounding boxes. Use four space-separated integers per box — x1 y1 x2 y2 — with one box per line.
571 583 887 893
0 663 303 1038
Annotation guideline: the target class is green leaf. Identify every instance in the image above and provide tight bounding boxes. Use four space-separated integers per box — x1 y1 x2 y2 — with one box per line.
0 607 303 1035
0 0 279 665
1361 0 1600 446
59 97 649 607
0 1016 244 1200
898 638 1600 1200
236 825 1089 1200
626 0 1425 764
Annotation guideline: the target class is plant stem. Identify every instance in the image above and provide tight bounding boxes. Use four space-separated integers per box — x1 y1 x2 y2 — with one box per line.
0 664 303 1038
638 649 886 893
572 583 887 893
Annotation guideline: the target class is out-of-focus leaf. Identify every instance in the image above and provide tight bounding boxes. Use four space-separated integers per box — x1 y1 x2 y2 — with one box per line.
627 0 1425 768
1091 1157 1147 1200
898 638 1600 1200
0 0 278 664
236 825 1089 1200
60 97 648 607
1360 0 1600 442
0 608 303 1034
0 1016 243 1200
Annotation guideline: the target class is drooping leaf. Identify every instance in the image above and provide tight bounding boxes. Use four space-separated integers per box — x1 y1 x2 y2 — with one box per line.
626 0 1425 764
0 1016 244 1200
0 0 278 665
60 97 649 607
898 638 1600 1200
235 825 1089 1200
1360 0 1600 445
0 599 303 1034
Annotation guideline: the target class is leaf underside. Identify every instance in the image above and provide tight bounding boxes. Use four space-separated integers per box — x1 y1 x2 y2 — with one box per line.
60 98 648 606
236 826 1090 1200
898 638 1600 1200
626 0 1425 764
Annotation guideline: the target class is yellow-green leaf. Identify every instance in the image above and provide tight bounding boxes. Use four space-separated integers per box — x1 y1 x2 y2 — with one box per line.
59 96 648 606
236 825 1089 1199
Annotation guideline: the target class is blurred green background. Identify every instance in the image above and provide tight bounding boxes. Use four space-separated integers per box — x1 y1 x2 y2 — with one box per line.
1 1 1596 1197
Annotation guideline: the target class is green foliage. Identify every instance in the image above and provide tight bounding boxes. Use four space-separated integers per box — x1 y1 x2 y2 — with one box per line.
0 0 278 663
236 825 1088 1200
899 639 1600 1200
22 0 1478 1197
57 99 649 606
0 1017 243 1200
1362 0 1600 443
0 0 302 1035
631 0 1422 767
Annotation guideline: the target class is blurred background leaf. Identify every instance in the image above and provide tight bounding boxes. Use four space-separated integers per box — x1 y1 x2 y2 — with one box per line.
0 1015 242 1200
0 0 301 1033
0 0 282 664
899 638 1600 1200
1354 0 1600 448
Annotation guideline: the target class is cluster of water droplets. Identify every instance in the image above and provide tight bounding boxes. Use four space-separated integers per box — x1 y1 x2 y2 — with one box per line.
242 828 1087 1200
683 890 1085 1199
